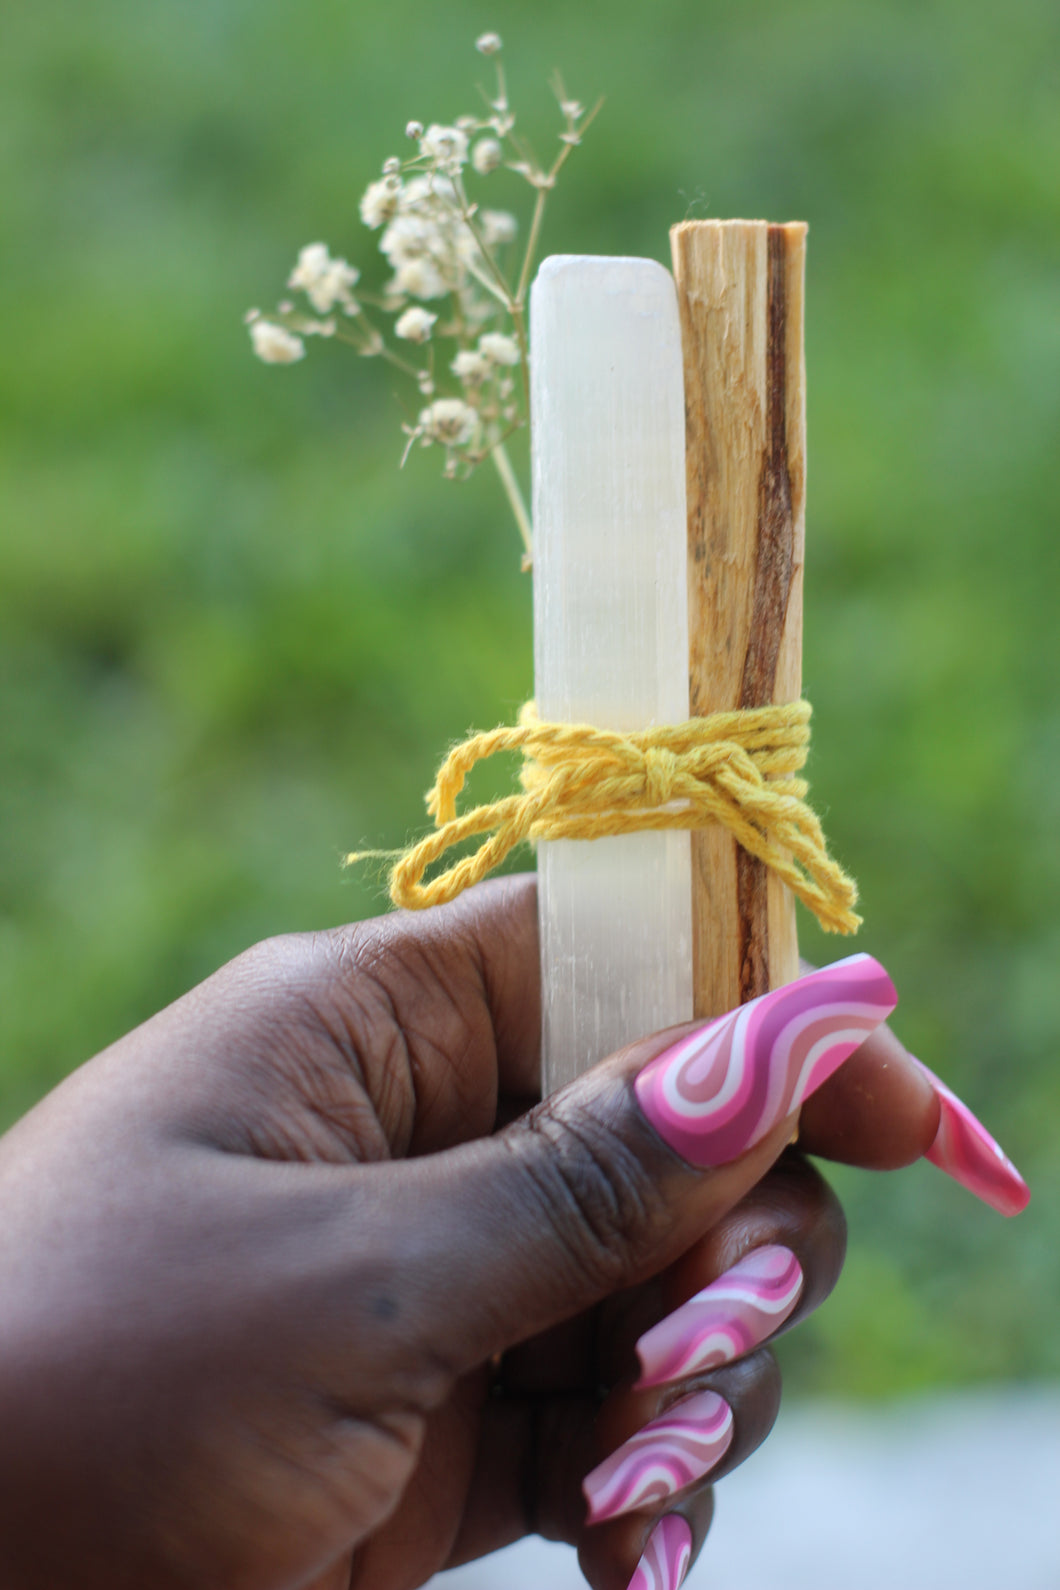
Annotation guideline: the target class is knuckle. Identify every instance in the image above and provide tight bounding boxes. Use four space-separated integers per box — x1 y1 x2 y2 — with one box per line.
516 1095 672 1294
704 1345 783 1464
781 1150 849 1296
744 1150 848 1300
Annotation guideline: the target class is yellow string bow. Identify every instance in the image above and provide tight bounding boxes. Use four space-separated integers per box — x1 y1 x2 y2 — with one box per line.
352 700 861 934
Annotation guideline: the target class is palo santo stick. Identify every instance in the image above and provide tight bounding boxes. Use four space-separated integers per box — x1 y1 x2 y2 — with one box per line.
670 220 807 1018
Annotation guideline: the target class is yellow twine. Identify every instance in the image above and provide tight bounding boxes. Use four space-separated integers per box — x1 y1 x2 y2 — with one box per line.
348 700 861 935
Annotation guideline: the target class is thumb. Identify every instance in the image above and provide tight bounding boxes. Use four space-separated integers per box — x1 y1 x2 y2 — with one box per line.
372 953 896 1372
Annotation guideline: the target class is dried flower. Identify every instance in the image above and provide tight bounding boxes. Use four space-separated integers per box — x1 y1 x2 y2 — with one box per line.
250 321 306 364
392 256 448 300
419 124 469 170
451 349 491 384
479 209 517 247
360 178 401 229
471 137 503 176
380 214 433 266
287 243 360 314
478 331 520 366
398 172 457 211
247 32 597 561
395 305 437 342
419 398 478 446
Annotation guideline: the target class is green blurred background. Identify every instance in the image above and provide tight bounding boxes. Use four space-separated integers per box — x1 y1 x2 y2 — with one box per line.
2 0 1057 1394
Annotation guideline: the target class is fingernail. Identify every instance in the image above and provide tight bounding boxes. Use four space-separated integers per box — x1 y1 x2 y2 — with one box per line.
626 1514 693 1590
635 1245 803 1388
914 1059 1030 1217
634 954 898 1167
583 1390 733 1524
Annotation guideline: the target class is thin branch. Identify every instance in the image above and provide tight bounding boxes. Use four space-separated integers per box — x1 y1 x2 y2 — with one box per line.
490 441 532 559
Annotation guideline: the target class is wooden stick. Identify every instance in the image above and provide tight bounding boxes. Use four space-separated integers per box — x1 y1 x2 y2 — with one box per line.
670 220 807 1018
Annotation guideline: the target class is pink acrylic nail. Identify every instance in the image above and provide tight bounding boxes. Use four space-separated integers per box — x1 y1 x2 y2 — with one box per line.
583 1390 733 1524
634 953 898 1167
626 1514 693 1590
915 1059 1030 1217
636 1245 803 1387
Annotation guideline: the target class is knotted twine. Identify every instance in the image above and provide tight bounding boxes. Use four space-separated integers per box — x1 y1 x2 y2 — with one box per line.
348 700 861 935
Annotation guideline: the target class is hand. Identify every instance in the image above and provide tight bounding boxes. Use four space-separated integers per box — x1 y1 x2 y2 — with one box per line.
0 878 967 1590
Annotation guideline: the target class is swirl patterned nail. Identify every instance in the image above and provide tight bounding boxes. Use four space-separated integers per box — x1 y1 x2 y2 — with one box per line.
583 1390 733 1524
636 1245 804 1388
915 1059 1030 1217
627 1514 693 1590
634 953 898 1167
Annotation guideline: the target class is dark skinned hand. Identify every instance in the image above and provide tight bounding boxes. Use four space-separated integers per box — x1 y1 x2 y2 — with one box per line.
0 876 939 1590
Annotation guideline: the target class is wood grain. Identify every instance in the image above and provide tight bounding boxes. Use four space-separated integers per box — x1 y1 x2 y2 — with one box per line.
670 220 806 1018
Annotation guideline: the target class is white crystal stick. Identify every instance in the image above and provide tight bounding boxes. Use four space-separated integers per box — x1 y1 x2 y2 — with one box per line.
530 255 693 1093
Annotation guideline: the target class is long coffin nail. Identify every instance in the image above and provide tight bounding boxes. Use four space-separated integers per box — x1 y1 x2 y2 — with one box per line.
626 1514 693 1590
583 1390 733 1524
636 1245 804 1388
634 953 898 1167
914 1058 1030 1217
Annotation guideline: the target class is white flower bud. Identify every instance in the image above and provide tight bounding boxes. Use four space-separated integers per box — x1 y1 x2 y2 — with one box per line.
471 137 503 176
478 331 520 366
405 120 424 140
360 178 401 229
394 256 448 300
287 243 360 314
395 306 438 343
419 124 469 169
419 398 478 446
382 156 401 176
250 320 305 364
476 31 502 55
480 209 518 246
451 349 491 384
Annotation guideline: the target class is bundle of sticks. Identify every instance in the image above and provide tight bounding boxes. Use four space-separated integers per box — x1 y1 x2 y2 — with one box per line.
532 221 813 1091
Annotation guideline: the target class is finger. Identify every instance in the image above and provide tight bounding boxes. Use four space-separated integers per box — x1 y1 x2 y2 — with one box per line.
316 955 896 1384
795 963 1029 1213
442 1385 719 1590
332 872 543 1112
590 1151 845 1392
579 1499 712 1590
444 1386 598 1564
581 1348 781 1526
350 1370 488 1590
798 1014 1031 1212
91 874 544 1165
313 873 543 1154
796 1017 939 1167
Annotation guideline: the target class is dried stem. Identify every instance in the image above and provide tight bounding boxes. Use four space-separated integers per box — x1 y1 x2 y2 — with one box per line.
490 442 532 559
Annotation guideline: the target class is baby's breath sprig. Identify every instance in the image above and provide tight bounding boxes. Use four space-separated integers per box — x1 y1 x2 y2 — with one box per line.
246 32 600 564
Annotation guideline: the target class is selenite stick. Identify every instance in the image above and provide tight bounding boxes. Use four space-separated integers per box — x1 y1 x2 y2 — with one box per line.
670 220 807 1017
530 255 694 1093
